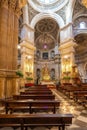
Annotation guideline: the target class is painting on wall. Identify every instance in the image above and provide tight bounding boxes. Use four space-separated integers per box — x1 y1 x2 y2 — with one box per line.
42 52 48 59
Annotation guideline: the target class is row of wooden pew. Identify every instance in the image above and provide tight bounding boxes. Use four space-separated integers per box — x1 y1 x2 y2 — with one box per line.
58 83 87 107
0 84 73 130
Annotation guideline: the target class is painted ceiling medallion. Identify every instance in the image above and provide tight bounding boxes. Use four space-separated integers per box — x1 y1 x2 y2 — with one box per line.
36 19 56 33
35 33 55 50
35 18 59 50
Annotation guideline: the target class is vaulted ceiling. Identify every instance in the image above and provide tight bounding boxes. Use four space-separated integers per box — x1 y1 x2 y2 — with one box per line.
34 18 59 50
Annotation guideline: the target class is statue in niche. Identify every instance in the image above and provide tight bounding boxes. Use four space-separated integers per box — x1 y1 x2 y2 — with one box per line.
42 64 50 81
51 69 55 80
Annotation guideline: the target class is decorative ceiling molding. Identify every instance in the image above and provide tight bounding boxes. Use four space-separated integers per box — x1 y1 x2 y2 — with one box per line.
28 3 39 23
36 19 57 33
34 18 59 50
28 0 68 13
56 5 66 23
35 33 55 50
30 13 65 29
73 0 87 19
82 1 87 8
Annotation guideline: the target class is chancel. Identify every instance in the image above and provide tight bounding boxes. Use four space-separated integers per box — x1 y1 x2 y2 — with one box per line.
0 0 87 130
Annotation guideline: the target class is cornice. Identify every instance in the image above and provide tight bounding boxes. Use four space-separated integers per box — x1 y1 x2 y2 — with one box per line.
59 38 78 51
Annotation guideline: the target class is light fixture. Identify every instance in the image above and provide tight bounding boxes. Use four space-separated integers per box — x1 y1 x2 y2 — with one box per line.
17 45 21 49
44 44 47 49
82 0 87 8
64 55 69 59
27 55 32 59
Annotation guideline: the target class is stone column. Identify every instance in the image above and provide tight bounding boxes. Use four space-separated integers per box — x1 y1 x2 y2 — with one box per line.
20 41 36 81
59 39 77 83
0 0 26 98
20 3 35 81
23 4 29 24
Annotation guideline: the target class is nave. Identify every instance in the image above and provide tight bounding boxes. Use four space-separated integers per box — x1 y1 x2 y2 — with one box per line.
0 88 87 130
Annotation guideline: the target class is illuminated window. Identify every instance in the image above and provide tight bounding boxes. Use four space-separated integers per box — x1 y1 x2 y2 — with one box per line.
79 22 86 29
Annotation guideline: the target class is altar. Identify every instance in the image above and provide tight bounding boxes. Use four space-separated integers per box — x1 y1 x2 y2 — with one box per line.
42 63 50 81
41 81 56 89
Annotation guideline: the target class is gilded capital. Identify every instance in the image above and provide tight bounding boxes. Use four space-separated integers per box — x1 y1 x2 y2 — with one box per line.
0 0 8 7
19 0 27 8
0 0 27 15
82 0 87 8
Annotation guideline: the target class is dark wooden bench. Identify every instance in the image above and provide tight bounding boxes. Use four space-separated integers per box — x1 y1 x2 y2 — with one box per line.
73 91 87 102
25 88 51 91
20 91 52 95
61 86 87 99
13 94 55 100
77 94 87 107
2 99 60 114
0 113 74 130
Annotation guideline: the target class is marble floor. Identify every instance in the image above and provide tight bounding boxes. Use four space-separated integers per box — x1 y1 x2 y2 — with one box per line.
0 89 87 130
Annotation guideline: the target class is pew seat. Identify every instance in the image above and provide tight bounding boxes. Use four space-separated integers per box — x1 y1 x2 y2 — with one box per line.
0 113 74 130
13 94 55 100
2 99 60 114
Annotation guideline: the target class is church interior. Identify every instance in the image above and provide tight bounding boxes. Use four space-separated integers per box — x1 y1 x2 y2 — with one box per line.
0 0 87 130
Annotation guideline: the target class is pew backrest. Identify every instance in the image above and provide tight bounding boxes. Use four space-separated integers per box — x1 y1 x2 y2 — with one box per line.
0 114 74 130
13 94 55 100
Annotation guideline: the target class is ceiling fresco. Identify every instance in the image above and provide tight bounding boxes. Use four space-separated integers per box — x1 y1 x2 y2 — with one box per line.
35 18 59 50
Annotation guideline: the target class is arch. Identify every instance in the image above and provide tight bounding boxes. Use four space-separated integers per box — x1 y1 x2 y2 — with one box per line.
66 0 76 23
73 14 87 22
30 13 65 29
29 0 68 13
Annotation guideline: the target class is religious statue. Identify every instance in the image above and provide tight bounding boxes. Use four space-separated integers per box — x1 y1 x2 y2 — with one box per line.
42 64 50 81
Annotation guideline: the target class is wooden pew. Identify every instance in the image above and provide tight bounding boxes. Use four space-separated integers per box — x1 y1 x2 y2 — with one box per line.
84 95 87 100
0 113 74 130
13 94 55 100
2 99 60 114
20 91 52 95
25 88 51 92
22 89 51 92
61 86 87 99
25 85 49 89
73 91 87 102
78 94 87 108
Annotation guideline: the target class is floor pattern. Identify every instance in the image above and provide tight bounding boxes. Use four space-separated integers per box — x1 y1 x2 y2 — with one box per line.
0 89 87 130
52 89 87 130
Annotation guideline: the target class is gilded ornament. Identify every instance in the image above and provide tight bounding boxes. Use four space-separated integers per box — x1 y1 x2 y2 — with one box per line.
82 0 87 8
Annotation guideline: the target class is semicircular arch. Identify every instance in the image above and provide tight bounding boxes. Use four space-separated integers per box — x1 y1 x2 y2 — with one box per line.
30 13 65 29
